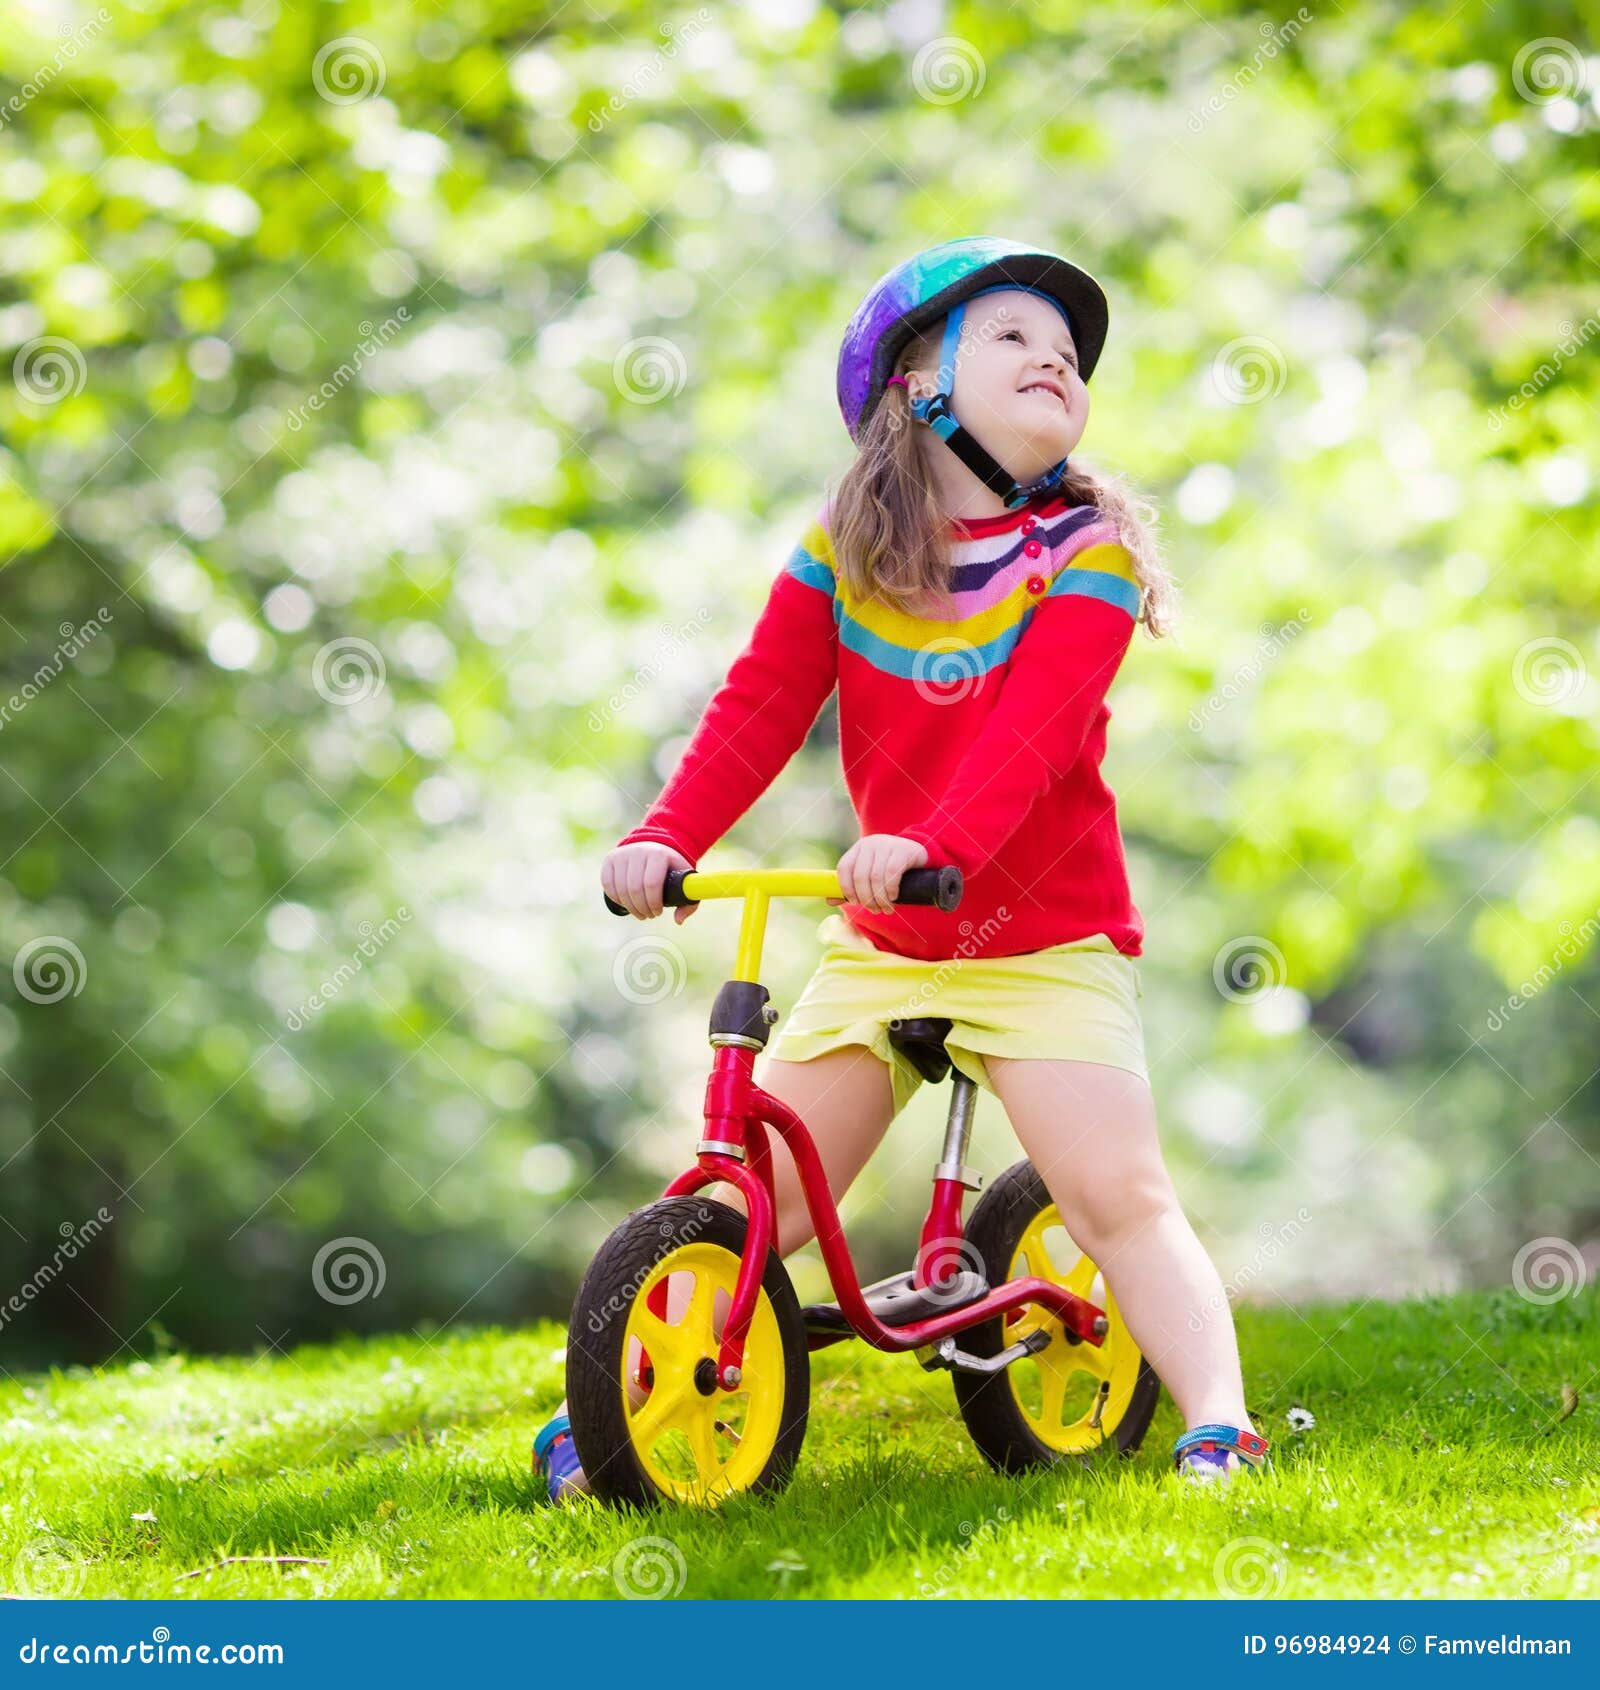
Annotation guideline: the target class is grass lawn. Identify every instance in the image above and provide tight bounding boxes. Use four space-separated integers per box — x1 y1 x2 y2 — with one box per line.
2 1286 1596 1600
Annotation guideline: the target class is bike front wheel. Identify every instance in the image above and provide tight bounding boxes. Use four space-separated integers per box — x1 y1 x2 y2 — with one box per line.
565 1195 810 1508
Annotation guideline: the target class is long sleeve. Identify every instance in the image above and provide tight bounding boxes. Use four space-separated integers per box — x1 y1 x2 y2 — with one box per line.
895 545 1142 879
616 523 839 865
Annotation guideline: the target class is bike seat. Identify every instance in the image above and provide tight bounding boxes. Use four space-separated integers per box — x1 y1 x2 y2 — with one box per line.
885 1015 954 1083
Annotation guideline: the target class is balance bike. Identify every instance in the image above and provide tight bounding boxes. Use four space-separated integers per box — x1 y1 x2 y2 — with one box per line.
565 864 1161 1507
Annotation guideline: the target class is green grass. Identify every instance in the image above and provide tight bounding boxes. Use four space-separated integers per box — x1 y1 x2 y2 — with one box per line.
2 1287 1596 1599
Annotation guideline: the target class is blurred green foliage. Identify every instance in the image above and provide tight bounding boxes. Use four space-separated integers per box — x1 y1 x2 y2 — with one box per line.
0 0 1596 1363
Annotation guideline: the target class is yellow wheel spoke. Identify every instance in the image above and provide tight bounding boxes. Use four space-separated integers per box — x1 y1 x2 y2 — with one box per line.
633 1302 696 1376
684 1405 723 1485
1003 1202 1141 1455
628 1377 690 1449
1037 1356 1068 1427
681 1270 719 1352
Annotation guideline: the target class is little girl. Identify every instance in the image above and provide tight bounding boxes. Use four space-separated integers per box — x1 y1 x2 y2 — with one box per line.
534 236 1269 1500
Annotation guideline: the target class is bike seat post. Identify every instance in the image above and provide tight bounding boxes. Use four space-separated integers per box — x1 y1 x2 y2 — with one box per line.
934 1070 983 1192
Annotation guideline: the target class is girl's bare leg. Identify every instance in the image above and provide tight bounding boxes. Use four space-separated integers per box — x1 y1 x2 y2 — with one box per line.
984 1054 1259 1471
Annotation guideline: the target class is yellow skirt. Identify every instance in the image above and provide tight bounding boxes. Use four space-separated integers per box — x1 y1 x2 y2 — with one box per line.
764 912 1148 1118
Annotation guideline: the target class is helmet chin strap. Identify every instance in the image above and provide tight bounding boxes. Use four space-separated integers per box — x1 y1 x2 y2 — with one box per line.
907 297 1071 510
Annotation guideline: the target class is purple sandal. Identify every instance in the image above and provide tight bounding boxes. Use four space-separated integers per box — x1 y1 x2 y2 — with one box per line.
532 1411 587 1503
1172 1422 1271 1482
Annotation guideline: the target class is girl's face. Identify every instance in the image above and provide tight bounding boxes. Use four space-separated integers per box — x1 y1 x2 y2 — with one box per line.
905 288 1088 491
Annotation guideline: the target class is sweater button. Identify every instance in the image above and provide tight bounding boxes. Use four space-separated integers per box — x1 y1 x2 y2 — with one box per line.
1023 538 1043 557
1025 572 1047 595
1021 517 1038 534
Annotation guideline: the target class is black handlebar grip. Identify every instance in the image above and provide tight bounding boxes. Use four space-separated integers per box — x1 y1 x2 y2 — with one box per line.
603 867 698 916
603 865 962 916
892 865 963 911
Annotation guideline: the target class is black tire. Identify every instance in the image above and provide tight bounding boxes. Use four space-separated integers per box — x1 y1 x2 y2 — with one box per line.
953 1159 1162 1474
565 1195 810 1509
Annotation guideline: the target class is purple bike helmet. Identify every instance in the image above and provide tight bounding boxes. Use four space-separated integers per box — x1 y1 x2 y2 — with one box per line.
836 236 1110 508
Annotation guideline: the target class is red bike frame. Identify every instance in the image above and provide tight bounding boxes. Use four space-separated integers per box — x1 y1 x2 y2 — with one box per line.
661 1042 1107 1389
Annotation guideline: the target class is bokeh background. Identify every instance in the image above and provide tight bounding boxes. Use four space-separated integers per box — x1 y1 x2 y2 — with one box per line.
1 0 1596 1368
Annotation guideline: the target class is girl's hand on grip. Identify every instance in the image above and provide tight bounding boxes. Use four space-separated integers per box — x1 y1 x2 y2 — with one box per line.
601 842 699 922
830 834 929 915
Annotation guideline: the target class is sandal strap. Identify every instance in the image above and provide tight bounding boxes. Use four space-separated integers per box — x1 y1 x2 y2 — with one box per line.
533 1412 573 1464
1172 1422 1270 1467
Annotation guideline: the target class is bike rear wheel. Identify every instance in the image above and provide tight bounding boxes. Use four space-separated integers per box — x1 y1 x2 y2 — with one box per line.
953 1159 1161 1473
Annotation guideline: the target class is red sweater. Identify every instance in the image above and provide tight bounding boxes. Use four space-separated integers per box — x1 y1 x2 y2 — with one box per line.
615 490 1145 961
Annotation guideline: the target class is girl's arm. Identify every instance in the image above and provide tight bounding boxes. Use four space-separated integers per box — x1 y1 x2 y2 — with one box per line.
895 543 1141 880
615 526 839 865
